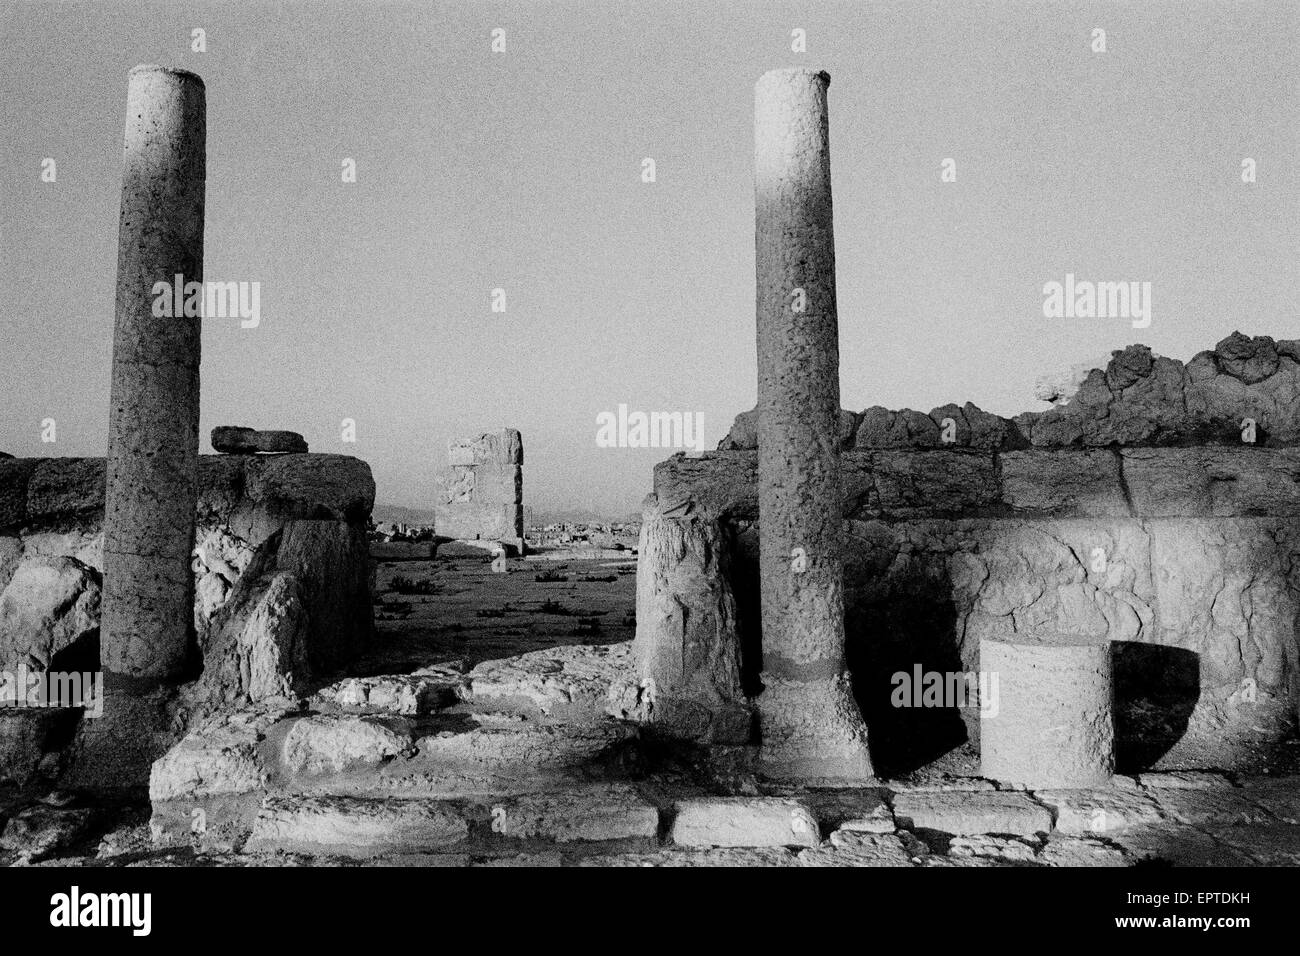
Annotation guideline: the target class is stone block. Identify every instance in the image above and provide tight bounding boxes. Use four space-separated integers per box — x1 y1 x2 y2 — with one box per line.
669 797 820 848
890 790 1052 837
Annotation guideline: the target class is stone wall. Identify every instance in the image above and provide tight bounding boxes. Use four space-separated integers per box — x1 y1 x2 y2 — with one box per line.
0 453 375 784
637 336 1300 775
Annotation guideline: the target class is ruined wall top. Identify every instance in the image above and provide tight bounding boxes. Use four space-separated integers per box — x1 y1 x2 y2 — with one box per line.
719 333 1300 451
0 454 375 537
447 429 523 468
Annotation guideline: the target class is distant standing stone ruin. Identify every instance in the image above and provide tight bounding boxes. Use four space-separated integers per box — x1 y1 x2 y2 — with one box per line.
434 429 525 555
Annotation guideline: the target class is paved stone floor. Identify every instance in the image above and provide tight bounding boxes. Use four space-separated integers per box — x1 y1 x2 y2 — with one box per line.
7 769 1300 867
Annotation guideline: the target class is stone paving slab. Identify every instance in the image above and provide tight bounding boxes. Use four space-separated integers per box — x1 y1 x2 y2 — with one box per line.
886 776 997 793
946 834 1039 864
1136 771 1235 791
491 784 659 844
1037 835 1129 867
669 797 821 848
1035 788 1167 835
245 795 470 859
1111 824 1256 866
578 846 800 867
802 788 894 834
460 642 633 721
473 851 565 867
798 832 915 867
1236 776 1300 824
1143 787 1275 827
395 717 639 789
1202 823 1300 865
891 790 1052 837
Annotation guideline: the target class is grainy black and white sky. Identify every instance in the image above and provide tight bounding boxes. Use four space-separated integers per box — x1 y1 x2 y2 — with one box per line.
1 1 1296 515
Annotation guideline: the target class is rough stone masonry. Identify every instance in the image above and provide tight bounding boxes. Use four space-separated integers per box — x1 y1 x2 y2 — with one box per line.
0 452 375 787
434 429 525 554
640 333 1300 776
753 68 873 782
102 65 207 684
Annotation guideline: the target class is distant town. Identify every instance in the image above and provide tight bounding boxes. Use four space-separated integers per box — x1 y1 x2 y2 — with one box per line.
369 516 642 552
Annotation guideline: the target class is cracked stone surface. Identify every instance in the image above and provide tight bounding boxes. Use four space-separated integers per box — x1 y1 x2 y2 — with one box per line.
244 795 469 859
492 784 659 844
462 642 632 721
891 790 1052 837
280 715 413 777
798 831 915 867
312 673 462 716
1037 835 1129 867
1111 825 1257 866
670 797 821 848
1141 787 1275 827
1036 788 1167 835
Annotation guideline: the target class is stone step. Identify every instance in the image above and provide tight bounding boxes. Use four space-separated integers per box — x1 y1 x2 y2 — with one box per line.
149 704 645 850
305 643 632 724
356 715 641 799
240 783 661 859
669 797 822 849
453 642 632 722
891 790 1053 837
245 794 469 858
159 709 641 802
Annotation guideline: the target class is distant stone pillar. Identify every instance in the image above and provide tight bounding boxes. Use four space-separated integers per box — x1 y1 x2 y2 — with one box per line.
980 636 1114 788
102 65 206 685
753 68 872 781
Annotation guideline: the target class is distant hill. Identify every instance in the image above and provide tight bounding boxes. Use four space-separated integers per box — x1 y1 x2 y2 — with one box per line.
527 508 642 527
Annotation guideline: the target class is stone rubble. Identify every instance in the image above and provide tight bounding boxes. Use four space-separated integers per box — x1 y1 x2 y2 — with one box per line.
718 333 1300 451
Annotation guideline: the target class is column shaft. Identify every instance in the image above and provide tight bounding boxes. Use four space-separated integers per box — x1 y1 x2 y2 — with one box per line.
754 68 872 781
102 65 206 684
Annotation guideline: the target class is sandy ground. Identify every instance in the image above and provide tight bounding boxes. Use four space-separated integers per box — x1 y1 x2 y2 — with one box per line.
358 544 636 676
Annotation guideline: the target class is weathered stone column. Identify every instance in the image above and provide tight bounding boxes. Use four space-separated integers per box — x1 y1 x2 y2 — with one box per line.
102 65 206 685
980 636 1114 788
631 494 750 743
753 68 872 781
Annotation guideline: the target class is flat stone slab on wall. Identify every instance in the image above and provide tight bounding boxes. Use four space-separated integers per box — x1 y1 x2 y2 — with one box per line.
1 454 374 539
654 447 1300 523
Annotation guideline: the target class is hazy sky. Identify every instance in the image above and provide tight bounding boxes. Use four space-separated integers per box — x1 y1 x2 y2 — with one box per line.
2 1 1296 515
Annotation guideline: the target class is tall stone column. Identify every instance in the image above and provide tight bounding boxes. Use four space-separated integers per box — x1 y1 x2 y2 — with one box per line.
102 65 206 685
753 68 872 781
